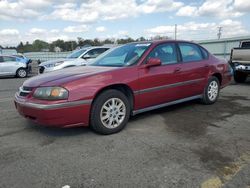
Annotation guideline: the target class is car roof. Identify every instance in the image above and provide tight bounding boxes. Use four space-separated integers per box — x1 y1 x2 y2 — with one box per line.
80 46 112 50
128 39 197 45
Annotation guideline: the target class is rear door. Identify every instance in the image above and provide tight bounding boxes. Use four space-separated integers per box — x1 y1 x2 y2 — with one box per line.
176 42 209 98
137 42 184 109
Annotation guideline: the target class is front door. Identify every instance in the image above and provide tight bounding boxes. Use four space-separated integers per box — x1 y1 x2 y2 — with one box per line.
1 56 18 75
137 42 183 109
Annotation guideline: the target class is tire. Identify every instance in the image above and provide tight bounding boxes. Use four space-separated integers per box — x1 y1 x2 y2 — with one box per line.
234 71 247 83
90 89 130 135
201 76 220 105
16 68 28 78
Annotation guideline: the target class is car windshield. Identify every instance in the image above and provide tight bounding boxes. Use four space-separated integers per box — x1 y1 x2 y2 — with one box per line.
67 49 87 58
91 43 151 67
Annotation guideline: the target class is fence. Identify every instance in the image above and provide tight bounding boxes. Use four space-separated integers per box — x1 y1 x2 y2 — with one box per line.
19 35 250 62
24 51 72 62
198 35 250 60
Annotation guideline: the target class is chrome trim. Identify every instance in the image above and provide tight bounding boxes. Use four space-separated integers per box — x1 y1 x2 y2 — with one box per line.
132 95 202 115
133 78 205 95
19 86 31 93
15 94 92 110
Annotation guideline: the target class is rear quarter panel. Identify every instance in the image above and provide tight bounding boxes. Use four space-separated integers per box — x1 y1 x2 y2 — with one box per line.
208 55 232 87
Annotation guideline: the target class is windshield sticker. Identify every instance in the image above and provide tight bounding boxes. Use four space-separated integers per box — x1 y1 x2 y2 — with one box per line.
135 43 151 47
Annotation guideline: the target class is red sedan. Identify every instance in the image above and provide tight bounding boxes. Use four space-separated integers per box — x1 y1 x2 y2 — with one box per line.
14 40 232 134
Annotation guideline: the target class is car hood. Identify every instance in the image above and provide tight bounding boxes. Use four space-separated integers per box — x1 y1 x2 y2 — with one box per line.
39 58 66 66
23 66 118 87
39 58 87 66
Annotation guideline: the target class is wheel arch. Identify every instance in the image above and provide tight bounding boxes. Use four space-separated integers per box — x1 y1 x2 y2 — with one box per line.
92 84 135 112
211 72 222 85
15 67 27 77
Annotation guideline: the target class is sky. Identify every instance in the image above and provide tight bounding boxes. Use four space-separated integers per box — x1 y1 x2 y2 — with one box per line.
0 0 250 47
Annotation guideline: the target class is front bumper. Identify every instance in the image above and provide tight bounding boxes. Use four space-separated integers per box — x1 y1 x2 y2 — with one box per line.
235 64 250 72
14 94 92 128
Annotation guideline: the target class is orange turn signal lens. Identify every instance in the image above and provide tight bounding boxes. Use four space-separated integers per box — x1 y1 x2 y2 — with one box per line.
51 88 60 97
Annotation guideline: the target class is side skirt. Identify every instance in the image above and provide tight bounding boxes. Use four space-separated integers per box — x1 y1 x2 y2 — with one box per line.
132 95 202 116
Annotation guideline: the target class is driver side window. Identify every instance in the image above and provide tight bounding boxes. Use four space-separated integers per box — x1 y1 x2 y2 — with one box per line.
84 48 108 59
147 43 177 65
3 56 16 62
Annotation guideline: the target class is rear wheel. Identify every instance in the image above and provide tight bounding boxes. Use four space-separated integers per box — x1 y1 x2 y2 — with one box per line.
90 89 130 135
234 71 247 83
16 68 27 78
201 76 220 105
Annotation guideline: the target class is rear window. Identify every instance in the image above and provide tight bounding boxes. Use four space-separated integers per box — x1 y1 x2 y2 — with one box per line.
241 42 250 48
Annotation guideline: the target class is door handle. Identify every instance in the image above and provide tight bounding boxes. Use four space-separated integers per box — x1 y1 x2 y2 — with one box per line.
174 67 181 73
204 64 209 68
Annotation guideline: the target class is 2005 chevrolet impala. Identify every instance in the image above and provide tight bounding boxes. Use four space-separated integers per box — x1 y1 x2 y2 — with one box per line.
14 40 232 134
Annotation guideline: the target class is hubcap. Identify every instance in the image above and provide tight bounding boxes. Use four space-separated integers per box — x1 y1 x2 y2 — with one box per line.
18 69 26 77
208 80 218 101
100 98 126 129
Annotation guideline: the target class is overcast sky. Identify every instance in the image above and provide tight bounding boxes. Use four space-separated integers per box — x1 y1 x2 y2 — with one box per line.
0 0 250 47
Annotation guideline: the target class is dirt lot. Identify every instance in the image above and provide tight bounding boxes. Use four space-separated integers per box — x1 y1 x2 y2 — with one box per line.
0 77 249 188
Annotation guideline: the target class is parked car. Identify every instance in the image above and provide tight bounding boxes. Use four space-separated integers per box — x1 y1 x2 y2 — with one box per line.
230 40 250 83
13 54 32 73
15 40 232 134
38 46 110 74
0 55 30 78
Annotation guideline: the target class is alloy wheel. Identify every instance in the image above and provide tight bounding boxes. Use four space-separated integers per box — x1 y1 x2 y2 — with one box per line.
100 98 126 129
208 80 218 101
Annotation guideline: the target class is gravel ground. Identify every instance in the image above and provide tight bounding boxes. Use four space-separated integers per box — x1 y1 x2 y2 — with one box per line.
0 76 249 188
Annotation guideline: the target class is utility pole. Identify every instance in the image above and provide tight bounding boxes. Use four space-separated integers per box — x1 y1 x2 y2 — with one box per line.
217 26 222 40
174 24 177 40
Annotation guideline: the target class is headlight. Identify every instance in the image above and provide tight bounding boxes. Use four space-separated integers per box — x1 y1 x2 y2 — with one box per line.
44 64 54 68
44 61 63 68
55 61 64 66
33 87 69 100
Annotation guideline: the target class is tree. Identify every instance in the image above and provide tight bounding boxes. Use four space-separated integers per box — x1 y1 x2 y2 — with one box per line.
116 37 135 44
50 39 65 52
12 36 153 53
136 37 146 41
77 37 85 46
103 38 114 44
17 42 24 53
32 40 49 52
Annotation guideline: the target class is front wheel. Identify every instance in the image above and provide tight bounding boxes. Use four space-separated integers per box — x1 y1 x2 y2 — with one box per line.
16 68 28 78
90 89 130 135
201 76 220 105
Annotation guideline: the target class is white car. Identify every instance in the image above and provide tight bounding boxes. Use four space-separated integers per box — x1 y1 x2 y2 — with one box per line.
38 46 110 74
0 55 29 78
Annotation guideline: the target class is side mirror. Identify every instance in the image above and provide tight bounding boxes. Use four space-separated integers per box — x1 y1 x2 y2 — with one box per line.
143 58 161 68
83 54 91 59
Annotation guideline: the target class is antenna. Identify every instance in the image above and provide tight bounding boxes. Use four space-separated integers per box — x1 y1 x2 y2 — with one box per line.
175 24 177 40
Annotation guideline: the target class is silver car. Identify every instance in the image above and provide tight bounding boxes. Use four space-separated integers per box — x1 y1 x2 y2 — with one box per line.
38 46 110 74
0 55 29 78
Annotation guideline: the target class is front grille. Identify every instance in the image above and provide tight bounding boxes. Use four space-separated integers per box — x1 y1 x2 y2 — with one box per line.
22 86 33 92
19 86 33 97
39 66 45 74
